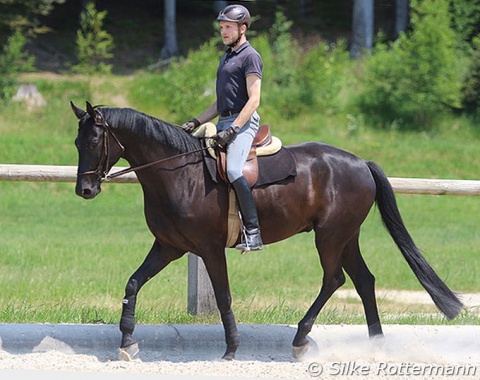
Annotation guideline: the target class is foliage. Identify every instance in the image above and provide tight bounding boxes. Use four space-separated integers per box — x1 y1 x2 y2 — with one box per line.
0 30 34 99
357 0 465 129
256 12 302 119
461 36 480 118
449 0 480 50
266 11 298 88
0 0 65 44
296 40 350 113
130 37 221 122
70 2 114 75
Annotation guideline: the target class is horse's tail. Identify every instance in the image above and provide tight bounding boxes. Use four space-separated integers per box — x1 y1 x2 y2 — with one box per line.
366 161 463 320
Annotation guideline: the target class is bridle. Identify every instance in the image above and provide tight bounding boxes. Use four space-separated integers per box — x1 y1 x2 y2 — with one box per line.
76 118 125 181
77 114 211 182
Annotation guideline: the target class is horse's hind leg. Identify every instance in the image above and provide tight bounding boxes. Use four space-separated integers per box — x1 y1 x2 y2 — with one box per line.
342 234 383 337
292 236 346 356
119 240 183 360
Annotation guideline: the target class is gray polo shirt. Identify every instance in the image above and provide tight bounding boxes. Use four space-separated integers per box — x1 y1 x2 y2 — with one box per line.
216 41 263 114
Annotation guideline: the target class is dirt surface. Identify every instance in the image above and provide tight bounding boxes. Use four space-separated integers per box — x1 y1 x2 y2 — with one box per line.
0 290 478 379
1 324 479 379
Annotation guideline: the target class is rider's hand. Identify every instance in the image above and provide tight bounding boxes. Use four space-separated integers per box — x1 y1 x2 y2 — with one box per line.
180 118 200 134
213 126 237 148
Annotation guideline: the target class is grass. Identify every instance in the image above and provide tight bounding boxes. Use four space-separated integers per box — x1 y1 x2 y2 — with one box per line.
0 74 479 326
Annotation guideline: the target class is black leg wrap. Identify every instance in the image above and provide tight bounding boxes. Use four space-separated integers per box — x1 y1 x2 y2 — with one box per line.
221 310 239 360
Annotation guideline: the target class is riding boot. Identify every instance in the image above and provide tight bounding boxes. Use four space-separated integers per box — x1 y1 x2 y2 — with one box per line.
231 176 264 252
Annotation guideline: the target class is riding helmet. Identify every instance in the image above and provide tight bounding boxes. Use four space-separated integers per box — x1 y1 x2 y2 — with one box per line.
217 4 251 28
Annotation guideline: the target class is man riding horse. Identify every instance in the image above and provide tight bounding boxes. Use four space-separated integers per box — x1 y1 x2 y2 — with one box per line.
181 4 264 253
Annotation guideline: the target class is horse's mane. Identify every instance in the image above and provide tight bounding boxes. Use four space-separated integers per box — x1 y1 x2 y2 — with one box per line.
100 107 202 153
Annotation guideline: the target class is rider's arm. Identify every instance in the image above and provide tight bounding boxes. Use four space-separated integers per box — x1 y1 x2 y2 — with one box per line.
232 74 261 129
196 101 219 125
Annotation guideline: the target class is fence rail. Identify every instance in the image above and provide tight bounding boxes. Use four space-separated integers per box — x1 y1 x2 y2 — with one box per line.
1 164 480 196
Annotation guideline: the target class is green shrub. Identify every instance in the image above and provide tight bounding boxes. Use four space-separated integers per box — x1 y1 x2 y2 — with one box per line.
450 0 480 50
358 0 465 129
129 38 220 123
0 30 35 100
297 40 350 113
71 2 114 75
248 13 297 120
461 36 480 118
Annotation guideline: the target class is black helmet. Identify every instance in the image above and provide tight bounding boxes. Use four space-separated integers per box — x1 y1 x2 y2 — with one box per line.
217 4 251 28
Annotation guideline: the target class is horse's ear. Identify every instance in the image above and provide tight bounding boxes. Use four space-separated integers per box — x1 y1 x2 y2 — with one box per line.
86 101 95 119
70 101 86 120
86 101 103 124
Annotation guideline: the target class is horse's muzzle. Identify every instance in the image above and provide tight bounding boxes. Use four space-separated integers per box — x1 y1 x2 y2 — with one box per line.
75 179 101 199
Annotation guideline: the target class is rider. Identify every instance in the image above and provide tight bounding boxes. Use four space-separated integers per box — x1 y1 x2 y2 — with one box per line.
181 4 263 252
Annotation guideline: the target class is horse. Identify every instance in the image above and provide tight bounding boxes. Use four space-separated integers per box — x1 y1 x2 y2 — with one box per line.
70 101 463 361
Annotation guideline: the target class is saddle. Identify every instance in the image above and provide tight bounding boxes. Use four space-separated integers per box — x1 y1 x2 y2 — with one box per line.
192 123 286 248
192 123 282 187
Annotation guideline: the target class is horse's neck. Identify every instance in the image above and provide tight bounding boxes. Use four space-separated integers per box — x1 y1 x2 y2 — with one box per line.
110 114 167 165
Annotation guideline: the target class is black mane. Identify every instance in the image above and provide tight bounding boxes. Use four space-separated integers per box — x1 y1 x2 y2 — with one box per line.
100 107 202 153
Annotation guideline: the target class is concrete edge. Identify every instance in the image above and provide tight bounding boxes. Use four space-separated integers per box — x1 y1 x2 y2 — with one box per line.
0 323 298 356
1 323 479 358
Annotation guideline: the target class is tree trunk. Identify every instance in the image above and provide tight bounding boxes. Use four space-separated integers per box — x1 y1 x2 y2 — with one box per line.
213 1 227 13
160 0 178 58
350 0 374 58
395 0 409 38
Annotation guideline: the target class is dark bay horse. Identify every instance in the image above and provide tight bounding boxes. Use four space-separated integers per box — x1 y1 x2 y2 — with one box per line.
71 101 463 360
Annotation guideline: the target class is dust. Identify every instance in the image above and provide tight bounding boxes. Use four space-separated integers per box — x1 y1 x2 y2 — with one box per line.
0 325 478 379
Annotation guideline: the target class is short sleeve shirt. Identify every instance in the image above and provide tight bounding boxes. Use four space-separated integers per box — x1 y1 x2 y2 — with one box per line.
216 41 263 114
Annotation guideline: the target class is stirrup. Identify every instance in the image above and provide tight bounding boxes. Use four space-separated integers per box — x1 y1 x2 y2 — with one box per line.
235 227 263 254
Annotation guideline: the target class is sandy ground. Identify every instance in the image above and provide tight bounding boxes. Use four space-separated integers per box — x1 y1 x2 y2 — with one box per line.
0 324 479 379
0 290 479 379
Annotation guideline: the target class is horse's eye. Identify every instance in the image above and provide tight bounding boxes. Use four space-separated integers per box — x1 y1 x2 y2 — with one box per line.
88 140 100 150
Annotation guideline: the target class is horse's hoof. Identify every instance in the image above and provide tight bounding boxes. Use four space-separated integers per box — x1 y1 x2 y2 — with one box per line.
222 351 236 361
118 343 139 361
292 339 318 361
292 343 309 361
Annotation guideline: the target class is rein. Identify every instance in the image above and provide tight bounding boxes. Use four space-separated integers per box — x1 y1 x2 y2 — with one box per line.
77 116 212 182
105 145 210 181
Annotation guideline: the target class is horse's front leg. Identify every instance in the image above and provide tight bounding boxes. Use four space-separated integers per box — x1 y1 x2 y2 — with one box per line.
202 251 239 360
119 240 183 361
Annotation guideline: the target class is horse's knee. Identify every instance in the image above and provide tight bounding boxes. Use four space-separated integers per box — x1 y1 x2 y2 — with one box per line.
125 278 139 297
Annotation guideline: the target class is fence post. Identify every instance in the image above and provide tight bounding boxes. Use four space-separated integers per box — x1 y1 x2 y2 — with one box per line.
187 253 217 315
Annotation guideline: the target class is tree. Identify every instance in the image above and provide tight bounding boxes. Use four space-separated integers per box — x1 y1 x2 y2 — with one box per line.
160 0 178 58
0 0 65 45
359 0 464 128
0 30 35 99
350 0 374 58
71 1 114 74
213 1 227 13
395 0 409 38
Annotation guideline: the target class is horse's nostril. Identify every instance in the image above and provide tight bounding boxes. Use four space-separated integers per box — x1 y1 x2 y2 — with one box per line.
76 185 97 199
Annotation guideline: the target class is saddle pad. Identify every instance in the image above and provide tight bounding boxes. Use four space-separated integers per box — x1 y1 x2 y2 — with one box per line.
204 146 297 188
193 122 282 158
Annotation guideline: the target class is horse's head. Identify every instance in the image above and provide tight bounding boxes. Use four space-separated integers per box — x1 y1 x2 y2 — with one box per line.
71 101 124 199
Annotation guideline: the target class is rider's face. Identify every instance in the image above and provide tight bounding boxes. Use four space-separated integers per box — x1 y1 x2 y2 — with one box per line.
219 21 241 46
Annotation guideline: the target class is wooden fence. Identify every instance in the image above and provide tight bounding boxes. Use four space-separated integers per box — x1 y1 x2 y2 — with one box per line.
2 164 480 315
2 164 480 195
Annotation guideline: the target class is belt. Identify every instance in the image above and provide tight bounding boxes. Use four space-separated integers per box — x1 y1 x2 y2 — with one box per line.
219 110 240 117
